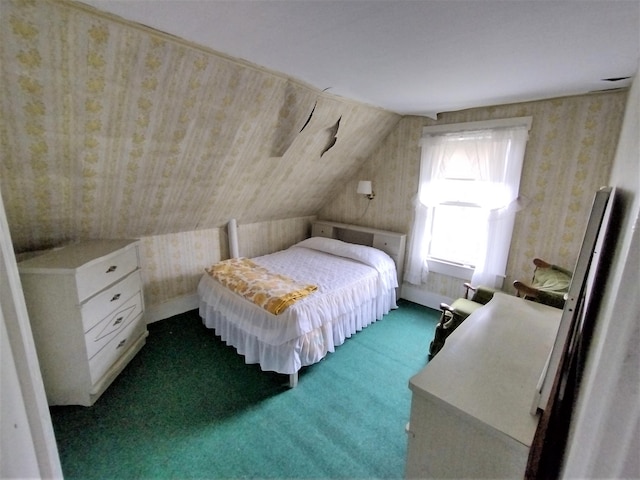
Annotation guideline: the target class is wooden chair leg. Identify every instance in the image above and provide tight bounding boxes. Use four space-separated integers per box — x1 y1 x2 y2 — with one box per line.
429 310 452 360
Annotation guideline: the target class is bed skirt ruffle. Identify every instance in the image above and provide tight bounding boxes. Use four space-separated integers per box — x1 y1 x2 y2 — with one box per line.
198 289 396 375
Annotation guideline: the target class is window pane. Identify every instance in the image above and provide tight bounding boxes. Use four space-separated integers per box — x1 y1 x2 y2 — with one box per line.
428 205 484 266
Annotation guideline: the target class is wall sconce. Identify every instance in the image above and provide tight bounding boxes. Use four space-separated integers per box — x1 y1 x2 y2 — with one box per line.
357 180 375 200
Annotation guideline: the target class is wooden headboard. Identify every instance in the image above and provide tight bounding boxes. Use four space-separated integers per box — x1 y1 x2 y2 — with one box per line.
311 220 407 288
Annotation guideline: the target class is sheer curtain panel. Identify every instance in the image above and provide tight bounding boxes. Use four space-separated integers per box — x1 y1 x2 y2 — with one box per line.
405 117 532 289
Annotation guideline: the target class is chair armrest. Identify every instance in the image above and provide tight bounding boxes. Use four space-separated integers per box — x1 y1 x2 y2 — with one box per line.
463 282 476 299
439 302 454 313
533 258 552 269
513 280 539 298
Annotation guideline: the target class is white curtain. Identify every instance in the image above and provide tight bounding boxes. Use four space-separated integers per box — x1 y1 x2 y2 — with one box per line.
404 135 450 284
405 124 530 288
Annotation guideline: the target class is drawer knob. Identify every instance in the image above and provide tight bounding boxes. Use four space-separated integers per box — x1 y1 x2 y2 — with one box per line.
111 293 121 302
106 265 117 273
116 339 127 349
113 317 123 326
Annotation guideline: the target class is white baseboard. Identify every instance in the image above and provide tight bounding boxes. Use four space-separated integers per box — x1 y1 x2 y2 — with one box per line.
144 293 199 324
400 283 452 311
146 285 451 323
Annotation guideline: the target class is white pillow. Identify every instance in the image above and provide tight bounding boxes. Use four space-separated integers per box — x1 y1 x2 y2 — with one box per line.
293 237 396 274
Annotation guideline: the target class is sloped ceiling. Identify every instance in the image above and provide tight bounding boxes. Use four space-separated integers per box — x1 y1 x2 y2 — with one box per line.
80 0 640 117
0 0 400 252
3 0 638 253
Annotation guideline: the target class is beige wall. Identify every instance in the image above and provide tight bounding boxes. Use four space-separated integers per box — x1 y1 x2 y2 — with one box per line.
0 0 399 252
0 0 395 315
320 91 627 302
1 0 628 314
563 67 639 479
140 216 314 309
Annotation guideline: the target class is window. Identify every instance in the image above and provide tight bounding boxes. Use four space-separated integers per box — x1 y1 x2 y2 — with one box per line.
429 201 484 266
405 117 532 288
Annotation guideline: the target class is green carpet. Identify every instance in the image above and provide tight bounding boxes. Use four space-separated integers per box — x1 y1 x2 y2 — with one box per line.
50 299 439 479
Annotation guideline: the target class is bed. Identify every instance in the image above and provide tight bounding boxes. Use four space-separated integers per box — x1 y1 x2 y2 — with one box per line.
198 221 406 387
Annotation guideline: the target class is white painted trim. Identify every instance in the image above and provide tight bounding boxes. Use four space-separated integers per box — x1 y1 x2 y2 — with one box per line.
426 259 474 281
144 293 199 323
421 116 533 136
0 187 62 478
400 283 452 311
228 218 239 258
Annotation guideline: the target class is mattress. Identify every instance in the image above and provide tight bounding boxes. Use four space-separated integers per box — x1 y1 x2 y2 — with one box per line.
198 237 398 375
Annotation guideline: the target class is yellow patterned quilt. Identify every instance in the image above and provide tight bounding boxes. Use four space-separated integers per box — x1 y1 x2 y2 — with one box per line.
206 257 318 315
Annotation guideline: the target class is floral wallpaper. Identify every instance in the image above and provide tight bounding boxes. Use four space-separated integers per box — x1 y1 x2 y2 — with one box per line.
0 0 399 310
0 0 628 312
0 0 399 253
320 92 627 302
139 215 313 309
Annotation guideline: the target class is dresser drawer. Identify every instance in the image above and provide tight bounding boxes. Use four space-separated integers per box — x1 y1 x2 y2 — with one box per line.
76 245 140 302
81 270 142 333
89 314 146 385
84 291 143 360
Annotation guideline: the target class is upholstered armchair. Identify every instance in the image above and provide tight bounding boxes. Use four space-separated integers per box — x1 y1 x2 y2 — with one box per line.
513 258 572 309
428 283 499 360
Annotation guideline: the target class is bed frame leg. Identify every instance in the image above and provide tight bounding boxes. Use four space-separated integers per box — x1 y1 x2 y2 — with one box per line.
288 372 298 388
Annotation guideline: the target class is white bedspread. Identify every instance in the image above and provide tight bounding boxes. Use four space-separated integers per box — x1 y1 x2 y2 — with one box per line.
198 243 398 347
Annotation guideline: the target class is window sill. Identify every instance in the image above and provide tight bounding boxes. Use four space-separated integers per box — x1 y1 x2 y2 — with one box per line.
427 258 474 281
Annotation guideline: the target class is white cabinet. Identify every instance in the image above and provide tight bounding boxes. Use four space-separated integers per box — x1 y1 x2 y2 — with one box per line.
18 239 148 406
405 293 561 479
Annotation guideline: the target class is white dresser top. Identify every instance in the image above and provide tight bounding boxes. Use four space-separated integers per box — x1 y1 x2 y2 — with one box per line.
409 292 561 446
18 239 138 273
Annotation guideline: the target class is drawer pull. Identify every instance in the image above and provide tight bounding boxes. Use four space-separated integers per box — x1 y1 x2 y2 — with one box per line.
106 265 117 273
116 339 127 349
110 293 121 302
113 317 124 326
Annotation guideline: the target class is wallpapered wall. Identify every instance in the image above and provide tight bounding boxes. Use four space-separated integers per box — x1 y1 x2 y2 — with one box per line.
139 216 314 312
0 0 628 312
0 0 399 311
0 0 400 253
319 91 627 302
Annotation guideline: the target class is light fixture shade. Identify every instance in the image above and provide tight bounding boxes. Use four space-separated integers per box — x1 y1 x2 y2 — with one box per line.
357 180 372 195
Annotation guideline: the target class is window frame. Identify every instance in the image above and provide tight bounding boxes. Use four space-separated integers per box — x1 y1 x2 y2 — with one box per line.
414 116 532 284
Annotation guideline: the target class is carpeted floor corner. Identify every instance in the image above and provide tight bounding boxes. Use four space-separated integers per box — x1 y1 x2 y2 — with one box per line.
50 299 438 479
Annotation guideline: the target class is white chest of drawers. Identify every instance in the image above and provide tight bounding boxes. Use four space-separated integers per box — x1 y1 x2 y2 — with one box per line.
405 293 561 479
18 239 148 406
